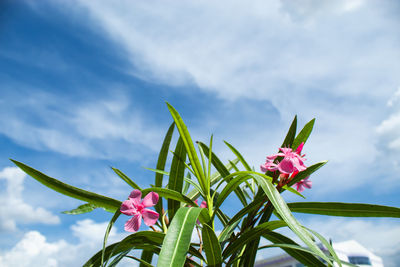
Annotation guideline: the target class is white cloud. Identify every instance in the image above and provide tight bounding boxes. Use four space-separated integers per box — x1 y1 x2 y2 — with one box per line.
54 0 400 194
65 0 399 104
0 167 60 232
0 219 132 267
0 89 163 160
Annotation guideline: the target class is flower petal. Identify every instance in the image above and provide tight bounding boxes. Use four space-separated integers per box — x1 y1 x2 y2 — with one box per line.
129 190 142 206
142 192 159 207
295 183 305 192
278 158 294 174
295 142 304 154
142 209 159 226
120 199 136 216
124 214 142 232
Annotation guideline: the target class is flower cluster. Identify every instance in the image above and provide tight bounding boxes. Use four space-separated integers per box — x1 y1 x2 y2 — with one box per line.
261 143 312 192
260 143 306 174
120 190 159 232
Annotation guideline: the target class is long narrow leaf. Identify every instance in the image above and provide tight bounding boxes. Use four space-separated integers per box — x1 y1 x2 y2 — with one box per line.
288 202 400 217
102 210 121 266
62 203 97 215
250 173 332 264
222 220 286 259
155 122 175 215
287 160 327 187
168 137 187 220
141 188 196 207
157 207 203 267
139 249 154 267
262 231 326 267
186 159 239 200
84 231 164 267
292 118 315 150
198 142 247 206
112 168 141 190
11 160 121 212
224 141 252 171
166 103 207 192
202 224 222 266
281 115 297 147
307 227 342 267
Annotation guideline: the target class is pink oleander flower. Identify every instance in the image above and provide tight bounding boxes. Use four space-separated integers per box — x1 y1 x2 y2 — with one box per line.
120 190 159 232
260 143 306 175
294 177 312 192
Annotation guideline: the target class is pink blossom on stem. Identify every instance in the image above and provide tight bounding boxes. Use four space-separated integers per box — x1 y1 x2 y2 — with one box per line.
294 177 312 192
120 190 159 232
260 143 306 175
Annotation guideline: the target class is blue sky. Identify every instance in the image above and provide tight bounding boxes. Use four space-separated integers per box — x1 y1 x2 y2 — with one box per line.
0 0 399 266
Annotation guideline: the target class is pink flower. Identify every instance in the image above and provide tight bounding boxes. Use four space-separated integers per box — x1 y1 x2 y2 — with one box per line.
294 177 312 192
260 143 306 175
120 190 159 232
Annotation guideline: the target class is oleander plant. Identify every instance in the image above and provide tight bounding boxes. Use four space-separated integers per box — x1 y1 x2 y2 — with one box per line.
12 103 400 267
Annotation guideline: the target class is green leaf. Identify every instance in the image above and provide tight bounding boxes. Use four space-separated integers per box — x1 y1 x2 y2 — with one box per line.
222 199 262 237
262 231 326 267
218 219 240 243
250 173 332 264
198 142 247 206
292 118 315 150
258 242 358 267
124 255 155 267
141 188 196 207
155 122 175 215
84 231 164 267
224 141 252 171
139 249 154 267
186 158 239 200
214 174 252 217
306 227 342 267
182 172 191 195
107 250 131 267
62 203 97 215
202 224 222 266
222 220 287 259
112 168 141 190
287 160 328 187
166 103 207 193
101 210 121 267
144 168 170 176
281 115 297 148
11 160 121 212
157 207 203 267
168 137 187 220
288 202 400 217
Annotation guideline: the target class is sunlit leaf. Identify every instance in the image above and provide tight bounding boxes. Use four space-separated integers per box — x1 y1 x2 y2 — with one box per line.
157 207 203 267
292 118 315 150
11 160 121 212
168 137 187 220
154 122 175 215
112 168 141 190
202 224 222 266
288 202 400 217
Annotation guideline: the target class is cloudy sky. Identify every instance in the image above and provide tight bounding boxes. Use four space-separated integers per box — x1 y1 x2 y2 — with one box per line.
0 0 399 266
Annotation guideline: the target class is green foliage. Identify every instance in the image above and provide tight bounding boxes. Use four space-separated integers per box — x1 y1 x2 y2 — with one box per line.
13 104 400 267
